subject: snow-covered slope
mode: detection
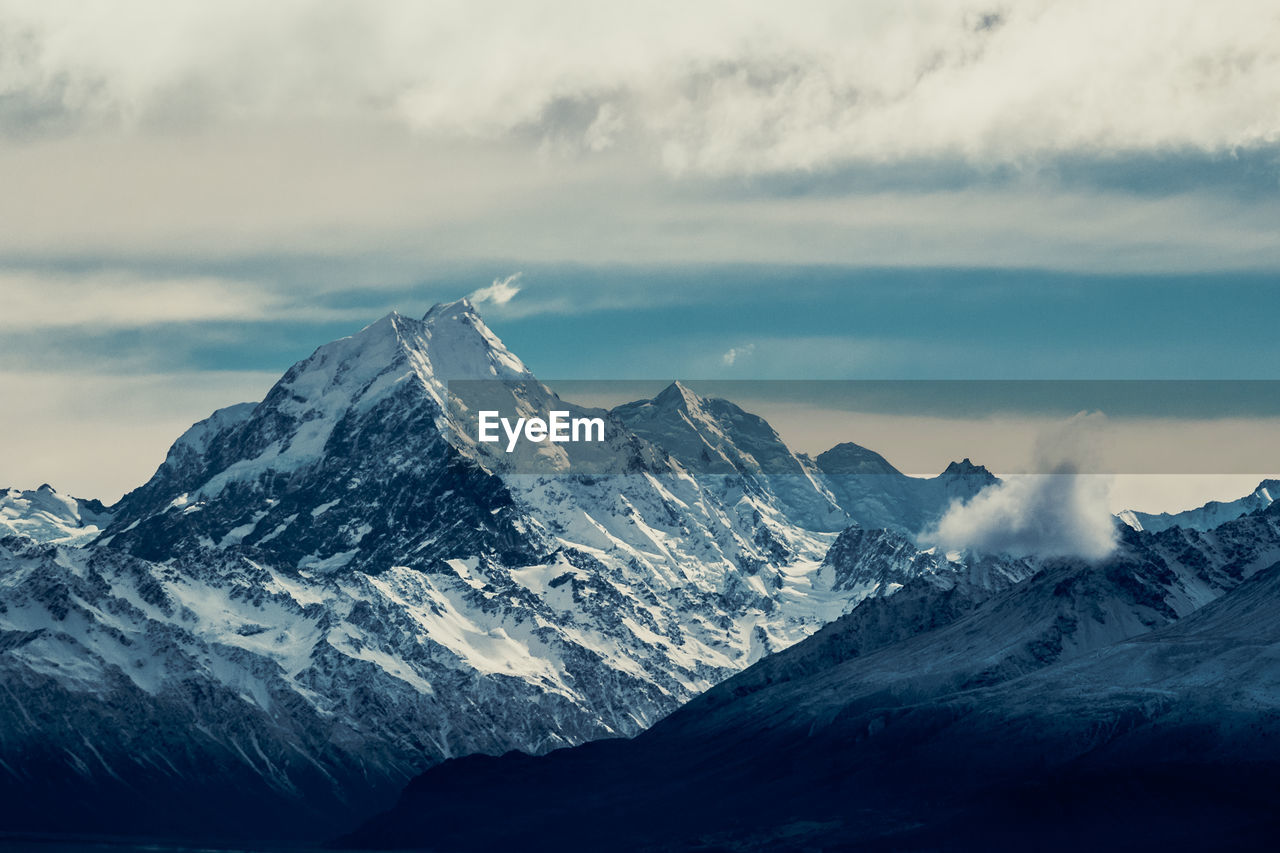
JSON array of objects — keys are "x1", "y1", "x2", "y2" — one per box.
[
  {"x1": 1119, "y1": 478, "x2": 1278, "y2": 533},
  {"x1": 0, "y1": 299, "x2": 969, "y2": 839},
  {"x1": 0, "y1": 484, "x2": 111, "y2": 545},
  {"x1": 612, "y1": 382, "x2": 848, "y2": 532},
  {"x1": 340, "y1": 504, "x2": 1280, "y2": 852},
  {"x1": 818, "y1": 524, "x2": 1036, "y2": 600},
  {"x1": 609, "y1": 385, "x2": 997, "y2": 542}
]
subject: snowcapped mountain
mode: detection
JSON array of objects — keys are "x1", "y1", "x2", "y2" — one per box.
[
  {"x1": 611, "y1": 380, "x2": 848, "y2": 531},
  {"x1": 0, "y1": 299, "x2": 979, "y2": 839},
  {"x1": 819, "y1": 524, "x2": 1036, "y2": 600},
  {"x1": 815, "y1": 442, "x2": 997, "y2": 535},
  {"x1": 610, "y1": 384, "x2": 999, "y2": 542},
  {"x1": 1119, "y1": 478, "x2": 1278, "y2": 533},
  {"x1": 1, "y1": 484, "x2": 112, "y2": 545},
  {"x1": 340, "y1": 504, "x2": 1280, "y2": 851}
]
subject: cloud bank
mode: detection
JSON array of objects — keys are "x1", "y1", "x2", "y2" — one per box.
[
  {"x1": 2, "y1": 1, "x2": 1277, "y2": 175},
  {"x1": 2, "y1": 2, "x2": 1277, "y2": 272}
]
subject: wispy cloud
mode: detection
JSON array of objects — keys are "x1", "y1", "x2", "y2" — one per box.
[
  {"x1": 0, "y1": 269, "x2": 378, "y2": 329},
  {"x1": 0, "y1": 270, "x2": 275, "y2": 328},
  {"x1": 469, "y1": 272, "x2": 522, "y2": 306},
  {"x1": 721, "y1": 343, "x2": 755, "y2": 366}
]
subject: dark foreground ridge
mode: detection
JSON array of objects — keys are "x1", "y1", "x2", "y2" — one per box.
[{"x1": 340, "y1": 507, "x2": 1280, "y2": 852}]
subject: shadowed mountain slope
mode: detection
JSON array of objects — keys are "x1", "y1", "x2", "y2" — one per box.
[{"x1": 341, "y1": 505, "x2": 1280, "y2": 852}]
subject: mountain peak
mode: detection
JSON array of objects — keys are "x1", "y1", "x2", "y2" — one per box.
[
  {"x1": 349, "y1": 309, "x2": 410, "y2": 346},
  {"x1": 422, "y1": 298, "x2": 477, "y2": 322},
  {"x1": 341, "y1": 298, "x2": 527, "y2": 384},
  {"x1": 106, "y1": 297, "x2": 534, "y2": 538},
  {"x1": 416, "y1": 299, "x2": 529, "y2": 382},
  {"x1": 941, "y1": 458, "x2": 991, "y2": 478},
  {"x1": 1, "y1": 482, "x2": 111, "y2": 545},
  {"x1": 653, "y1": 380, "x2": 700, "y2": 411},
  {"x1": 814, "y1": 442, "x2": 901, "y2": 477}
]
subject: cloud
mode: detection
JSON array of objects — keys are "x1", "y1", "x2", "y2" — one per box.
[
  {"x1": 2, "y1": 2, "x2": 1277, "y2": 175},
  {"x1": 469, "y1": 272, "x2": 522, "y2": 306},
  {"x1": 6, "y1": 137, "x2": 1277, "y2": 270},
  {"x1": 923, "y1": 469, "x2": 1118, "y2": 560},
  {"x1": 721, "y1": 343, "x2": 755, "y2": 366},
  {"x1": 920, "y1": 412, "x2": 1118, "y2": 560},
  {"x1": 2, "y1": 9, "x2": 1279, "y2": 274},
  {"x1": 0, "y1": 268, "x2": 382, "y2": 330},
  {"x1": 0, "y1": 269, "x2": 276, "y2": 328}
]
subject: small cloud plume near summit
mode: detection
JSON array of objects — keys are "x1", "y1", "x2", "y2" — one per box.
[
  {"x1": 469, "y1": 272, "x2": 522, "y2": 306},
  {"x1": 922, "y1": 412, "x2": 1118, "y2": 561}
]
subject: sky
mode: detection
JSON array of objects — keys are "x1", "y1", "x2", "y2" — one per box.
[{"x1": 1, "y1": 1, "x2": 1278, "y2": 507}]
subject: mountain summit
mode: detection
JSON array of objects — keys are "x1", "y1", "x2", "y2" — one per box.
[
  {"x1": 0, "y1": 484, "x2": 110, "y2": 545},
  {"x1": 102, "y1": 302, "x2": 537, "y2": 569},
  {"x1": 1120, "y1": 478, "x2": 1278, "y2": 533}
]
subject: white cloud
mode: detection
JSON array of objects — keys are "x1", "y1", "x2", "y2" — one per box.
[
  {"x1": 721, "y1": 343, "x2": 755, "y2": 366},
  {"x1": 920, "y1": 413, "x2": 1119, "y2": 560},
  {"x1": 583, "y1": 103, "x2": 624, "y2": 153},
  {"x1": 5, "y1": 132, "x2": 1276, "y2": 270},
  {"x1": 925, "y1": 470, "x2": 1118, "y2": 560},
  {"x1": 469, "y1": 272, "x2": 522, "y2": 306},
  {"x1": 1, "y1": 1, "x2": 1277, "y2": 174},
  {"x1": 1, "y1": 3, "x2": 1278, "y2": 273}
]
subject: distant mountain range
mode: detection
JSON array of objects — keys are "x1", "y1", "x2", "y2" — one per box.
[{"x1": 1119, "y1": 480, "x2": 1278, "y2": 533}]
